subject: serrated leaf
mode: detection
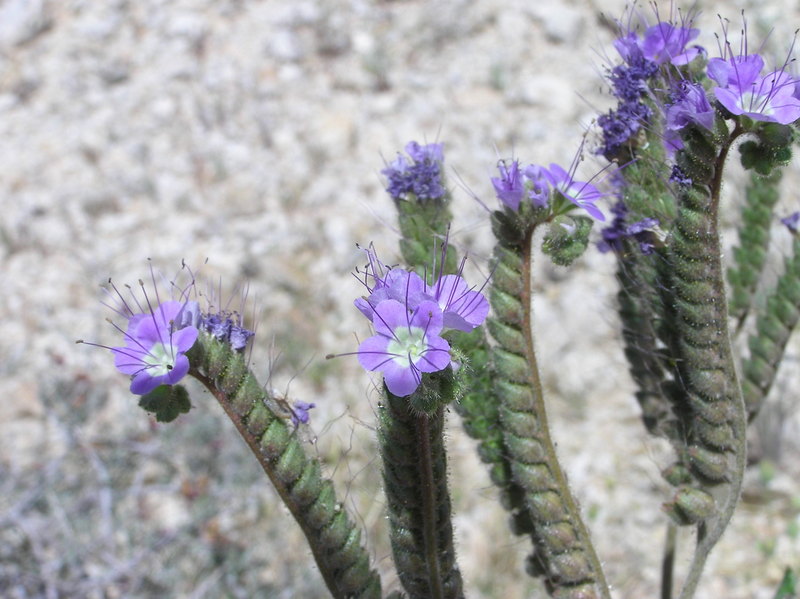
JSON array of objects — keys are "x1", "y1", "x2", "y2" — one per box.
[{"x1": 138, "y1": 384, "x2": 191, "y2": 423}]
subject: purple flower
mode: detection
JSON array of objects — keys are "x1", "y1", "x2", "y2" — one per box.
[
  {"x1": 781, "y1": 212, "x2": 800, "y2": 233},
  {"x1": 492, "y1": 161, "x2": 553, "y2": 211},
  {"x1": 291, "y1": 400, "x2": 316, "y2": 426},
  {"x1": 424, "y1": 274, "x2": 490, "y2": 332},
  {"x1": 112, "y1": 300, "x2": 199, "y2": 395},
  {"x1": 355, "y1": 265, "x2": 427, "y2": 322},
  {"x1": 355, "y1": 257, "x2": 488, "y2": 333},
  {"x1": 522, "y1": 164, "x2": 550, "y2": 207},
  {"x1": 615, "y1": 22, "x2": 703, "y2": 67},
  {"x1": 640, "y1": 22, "x2": 702, "y2": 65},
  {"x1": 669, "y1": 164, "x2": 692, "y2": 187},
  {"x1": 405, "y1": 140, "x2": 444, "y2": 164},
  {"x1": 666, "y1": 81, "x2": 715, "y2": 131},
  {"x1": 382, "y1": 141, "x2": 446, "y2": 201},
  {"x1": 708, "y1": 55, "x2": 800, "y2": 124},
  {"x1": 201, "y1": 312, "x2": 254, "y2": 351},
  {"x1": 598, "y1": 201, "x2": 659, "y2": 254},
  {"x1": 597, "y1": 101, "x2": 652, "y2": 160},
  {"x1": 544, "y1": 163, "x2": 606, "y2": 221},
  {"x1": 491, "y1": 160, "x2": 525, "y2": 211},
  {"x1": 358, "y1": 299, "x2": 451, "y2": 396}
]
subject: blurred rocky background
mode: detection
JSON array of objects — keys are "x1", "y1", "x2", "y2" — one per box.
[{"x1": 1, "y1": 0, "x2": 799, "y2": 597}]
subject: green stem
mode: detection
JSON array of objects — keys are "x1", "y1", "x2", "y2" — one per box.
[
  {"x1": 661, "y1": 523, "x2": 677, "y2": 599},
  {"x1": 673, "y1": 128, "x2": 747, "y2": 599},
  {"x1": 380, "y1": 391, "x2": 463, "y2": 599},
  {"x1": 490, "y1": 226, "x2": 610, "y2": 599},
  {"x1": 519, "y1": 230, "x2": 611, "y2": 599},
  {"x1": 418, "y1": 412, "x2": 444, "y2": 599},
  {"x1": 186, "y1": 340, "x2": 381, "y2": 599}
]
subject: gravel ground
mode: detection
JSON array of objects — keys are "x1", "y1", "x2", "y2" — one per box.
[{"x1": 1, "y1": 1, "x2": 799, "y2": 598}]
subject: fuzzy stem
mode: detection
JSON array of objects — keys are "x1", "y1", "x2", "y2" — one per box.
[
  {"x1": 380, "y1": 390, "x2": 464, "y2": 599},
  {"x1": 490, "y1": 226, "x2": 610, "y2": 599},
  {"x1": 673, "y1": 128, "x2": 747, "y2": 599},
  {"x1": 661, "y1": 523, "x2": 677, "y2": 599},
  {"x1": 418, "y1": 412, "x2": 445, "y2": 599},
  {"x1": 186, "y1": 336, "x2": 381, "y2": 599}
]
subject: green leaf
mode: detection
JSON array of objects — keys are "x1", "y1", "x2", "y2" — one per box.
[
  {"x1": 774, "y1": 567, "x2": 797, "y2": 599},
  {"x1": 541, "y1": 215, "x2": 593, "y2": 266},
  {"x1": 138, "y1": 384, "x2": 191, "y2": 423}
]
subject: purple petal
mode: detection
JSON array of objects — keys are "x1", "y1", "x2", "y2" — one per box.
[
  {"x1": 172, "y1": 326, "x2": 199, "y2": 353},
  {"x1": 414, "y1": 334, "x2": 451, "y2": 372},
  {"x1": 357, "y1": 335, "x2": 393, "y2": 371},
  {"x1": 382, "y1": 362, "x2": 422, "y2": 396},
  {"x1": 428, "y1": 275, "x2": 489, "y2": 331},
  {"x1": 408, "y1": 300, "x2": 444, "y2": 336},
  {"x1": 370, "y1": 299, "x2": 410, "y2": 337},
  {"x1": 130, "y1": 371, "x2": 161, "y2": 395},
  {"x1": 164, "y1": 354, "x2": 191, "y2": 385},
  {"x1": 112, "y1": 345, "x2": 151, "y2": 375}
]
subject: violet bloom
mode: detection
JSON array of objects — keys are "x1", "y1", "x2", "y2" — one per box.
[
  {"x1": 669, "y1": 164, "x2": 692, "y2": 187},
  {"x1": 112, "y1": 300, "x2": 199, "y2": 395},
  {"x1": 666, "y1": 81, "x2": 715, "y2": 132},
  {"x1": 598, "y1": 201, "x2": 659, "y2": 254},
  {"x1": 708, "y1": 54, "x2": 800, "y2": 124},
  {"x1": 202, "y1": 312, "x2": 254, "y2": 351},
  {"x1": 597, "y1": 101, "x2": 652, "y2": 160},
  {"x1": 424, "y1": 274, "x2": 490, "y2": 332},
  {"x1": 522, "y1": 164, "x2": 550, "y2": 208},
  {"x1": 544, "y1": 163, "x2": 606, "y2": 221},
  {"x1": 781, "y1": 212, "x2": 800, "y2": 233},
  {"x1": 491, "y1": 160, "x2": 525, "y2": 211},
  {"x1": 615, "y1": 22, "x2": 702, "y2": 67},
  {"x1": 640, "y1": 22, "x2": 702, "y2": 65},
  {"x1": 358, "y1": 299, "x2": 451, "y2": 396},
  {"x1": 405, "y1": 140, "x2": 444, "y2": 164},
  {"x1": 355, "y1": 265, "x2": 427, "y2": 322},
  {"x1": 291, "y1": 400, "x2": 316, "y2": 427},
  {"x1": 382, "y1": 141, "x2": 446, "y2": 201}
]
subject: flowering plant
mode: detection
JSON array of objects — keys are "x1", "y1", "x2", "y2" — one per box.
[{"x1": 82, "y1": 6, "x2": 800, "y2": 599}]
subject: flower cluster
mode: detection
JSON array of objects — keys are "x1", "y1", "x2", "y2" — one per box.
[
  {"x1": 111, "y1": 299, "x2": 199, "y2": 395},
  {"x1": 781, "y1": 212, "x2": 800, "y2": 234},
  {"x1": 201, "y1": 311, "x2": 255, "y2": 351},
  {"x1": 598, "y1": 19, "x2": 704, "y2": 160},
  {"x1": 491, "y1": 159, "x2": 606, "y2": 221},
  {"x1": 597, "y1": 200, "x2": 660, "y2": 255},
  {"x1": 707, "y1": 53, "x2": 800, "y2": 125},
  {"x1": 382, "y1": 141, "x2": 446, "y2": 202},
  {"x1": 93, "y1": 270, "x2": 256, "y2": 397},
  {"x1": 354, "y1": 247, "x2": 488, "y2": 396}
]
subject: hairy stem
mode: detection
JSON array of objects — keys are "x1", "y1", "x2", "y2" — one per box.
[
  {"x1": 187, "y1": 336, "x2": 381, "y2": 599},
  {"x1": 671, "y1": 129, "x2": 747, "y2": 599},
  {"x1": 661, "y1": 523, "x2": 677, "y2": 599},
  {"x1": 380, "y1": 390, "x2": 464, "y2": 599},
  {"x1": 418, "y1": 413, "x2": 445, "y2": 599},
  {"x1": 490, "y1": 226, "x2": 610, "y2": 599}
]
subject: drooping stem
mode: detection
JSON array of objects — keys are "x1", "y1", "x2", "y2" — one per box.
[
  {"x1": 187, "y1": 336, "x2": 381, "y2": 599},
  {"x1": 489, "y1": 226, "x2": 610, "y2": 599},
  {"x1": 670, "y1": 128, "x2": 747, "y2": 599}
]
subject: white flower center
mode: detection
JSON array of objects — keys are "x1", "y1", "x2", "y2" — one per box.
[
  {"x1": 144, "y1": 342, "x2": 175, "y2": 376},
  {"x1": 740, "y1": 91, "x2": 773, "y2": 115},
  {"x1": 386, "y1": 326, "x2": 427, "y2": 366}
]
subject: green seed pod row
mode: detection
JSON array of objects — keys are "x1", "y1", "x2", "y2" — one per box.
[{"x1": 188, "y1": 333, "x2": 381, "y2": 599}]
